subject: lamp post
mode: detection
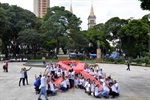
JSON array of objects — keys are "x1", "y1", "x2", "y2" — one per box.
[{"x1": 148, "y1": 14, "x2": 150, "y2": 54}]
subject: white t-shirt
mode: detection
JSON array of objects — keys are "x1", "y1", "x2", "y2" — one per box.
[
  {"x1": 84, "y1": 81, "x2": 88, "y2": 88},
  {"x1": 98, "y1": 70, "x2": 103, "y2": 76},
  {"x1": 79, "y1": 79, "x2": 84, "y2": 86},
  {"x1": 70, "y1": 71, "x2": 75, "y2": 80},
  {"x1": 46, "y1": 66, "x2": 51, "y2": 73},
  {"x1": 66, "y1": 79, "x2": 70, "y2": 85},
  {"x1": 89, "y1": 71, "x2": 94, "y2": 76},
  {"x1": 91, "y1": 83, "x2": 95, "y2": 92},
  {"x1": 20, "y1": 71, "x2": 25, "y2": 78},
  {"x1": 115, "y1": 83, "x2": 120, "y2": 93},
  {"x1": 61, "y1": 80, "x2": 67, "y2": 88},
  {"x1": 57, "y1": 71, "x2": 61, "y2": 77},
  {"x1": 40, "y1": 76, "x2": 47, "y2": 87},
  {"x1": 111, "y1": 84, "x2": 118, "y2": 93},
  {"x1": 95, "y1": 86, "x2": 99, "y2": 96},
  {"x1": 75, "y1": 78, "x2": 79, "y2": 86},
  {"x1": 103, "y1": 83, "x2": 110, "y2": 92},
  {"x1": 49, "y1": 81, "x2": 54, "y2": 91},
  {"x1": 86, "y1": 83, "x2": 91, "y2": 92}
]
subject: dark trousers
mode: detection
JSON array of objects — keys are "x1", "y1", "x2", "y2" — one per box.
[
  {"x1": 126, "y1": 66, "x2": 130, "y2": 71},
  {"x1": 60, "y1": 86, "x2": 67, "y2": 92},
  {"x1": 19, "y1": 78, "x2": 25, "y2": 86},
  {"x1": 35, "y1": 86, "x2": 40, "y2": 94},
  {"x1": 69, "y1": 79, "x2": 74, "y2": 88},
  {"x1": 25, "y1": 76, "x2": 29, "y2": 84},
  {"x1": 5, "y1": 67, "x2": 8, "y2": 72},
  {"x1": 78, "y1": 85, "x2": 84, "y2": 89},
  {"x1": 109, "y1": 91, "x2": 119, "y2": 98}
]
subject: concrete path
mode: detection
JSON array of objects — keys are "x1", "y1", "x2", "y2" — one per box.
[{"x1": 0, "y1": 62, "x2": 150, "y2": 100}]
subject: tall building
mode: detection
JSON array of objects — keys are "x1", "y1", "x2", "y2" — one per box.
[
  {"x1": 34, "y1": 0, "x2": 50, "y2": 18},
  {"x1": 88, "y1": 4, "x2": 96, "y2": 29}
]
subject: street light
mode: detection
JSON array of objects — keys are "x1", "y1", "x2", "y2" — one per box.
[{"x1": 148, "y1": 14, "x2": 150, "y2": 53}]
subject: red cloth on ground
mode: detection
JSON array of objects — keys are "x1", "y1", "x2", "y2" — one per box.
[
  {"x1": 57, "y1": 61, "x2": 72, "y2": 71},
  {"x1": 73, "y1": 62, "x2": 85, "y2": 73},
  {"x1": 54, "y1": 60, "x2": 102, "y2": 91},
  {"x1": 53, "y1": 77, "x2": 62, "y2": 84}
]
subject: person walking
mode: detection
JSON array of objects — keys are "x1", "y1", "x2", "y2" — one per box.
[
  {"x1": 38, "y1": 74, "x2": 49, "y2": 100},
  {"x1": 126, "y1": 62, "x2": 130, "y2": 71},
  {"x1": 24, "y1": 67, "x2": 32, "y2": 85}
]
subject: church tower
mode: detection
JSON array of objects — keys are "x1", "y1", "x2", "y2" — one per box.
[
  {"x1": 88, "y1": 2, "x2": 96, "y2": 29},
  {"x1": 70, "y1": 0, "x2": 73, "y2": 13}
]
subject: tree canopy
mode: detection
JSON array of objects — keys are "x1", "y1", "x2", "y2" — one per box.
[
  {"x1": 117, "y1": 19, "x2": 149, "y2": 58},
  {"x1": 139, "y1": 0, "x2": 150, "y2": 10},
  {"x1": 41, "y1": 6, "x2": 82, "y2": 54}
]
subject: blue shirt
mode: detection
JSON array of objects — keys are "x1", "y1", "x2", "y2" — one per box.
[{"x1": 34, "y1": 77, "x2": 41, "y2": 86}]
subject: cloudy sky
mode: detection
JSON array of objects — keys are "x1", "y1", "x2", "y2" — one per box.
[{"x1": 0, "y1": 0, "x2": 149, "y2": 30}]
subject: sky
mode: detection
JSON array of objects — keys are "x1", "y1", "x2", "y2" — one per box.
[{"x1": 0, "y1": 0, "x2": 149, "y2": 30}]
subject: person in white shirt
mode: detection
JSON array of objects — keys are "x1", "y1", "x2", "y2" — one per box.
[
  {"x1": 114, "y1": 80, "x2": 120, "y2": 94},
  {"x1": 65, "y1": 76, "x2": 70, "y2": 90},
  {"x1": 85, "y1": 79, "x2": 91, "y2": 95},
  {"x1": 89, "y1": 68, "x2": 95, "y2": 76},
  {"x1": 49, "y1": 80, "x2": 58, "y2": 96},
  {"x1": 101, "y1": 80, "x2": 110, "y2": 99},
  {"x1": 68, "y1": 69, "x2": 75, "y2": 89},
  {"x1": 109, "y1": 80, "x2": 120, "y2": 98},
  {"x1": 38, "y1": 75, "x2": 49, "y2": 100},
  {"x1": 19, "y1": 68, "x2": 25, "y2": 86},
  {"x1": 57, "y1": 68, "x2": 62, "y2": 78},
  {"x1": 78, "y1": 77, "x2": 85, "y2": 89},
  {"x1": 45, "y1": 65, "x2": 51, "y2": 75},
  {"x1": 98, "y1": 69, "x2": 103, "y2": 77},
  {"x1": 75, "y1": 76, "x2": 79, "y2": 88},
  {"x1": 94, "y1": 84, "x2": 102, "y2": 98},
  {"x1": 60, "y1": 78, "x2": 67, "y2": 92},
  {"x1": 90, "y1": 80, "x2": 95, "y2": 96}
]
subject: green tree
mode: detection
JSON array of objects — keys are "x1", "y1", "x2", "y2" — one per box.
[
  {"x1": 41, "y1": 6, "x2": 82, "y2": 54},
  {"x1": 0, "y1": 7, "x2": 8, "y2": 54},
  {"x1": 83, "y1": 25, "x2": 110, "y2": 55},
  {"x1": 117, "y1": 19, "x2": 149, "y2": 58},
  {"x1": 139, "y1": 0, "x2": 150, "y2": 10},
  {"x1": 17, "y1": 29, "x2": 44, "y2": 56},
  {"x1": 0, "y1": 3, "x2": 36, "y2": 58},
  {"x1": 105, "y1": 17, "x2": 128, "y2": 40}
]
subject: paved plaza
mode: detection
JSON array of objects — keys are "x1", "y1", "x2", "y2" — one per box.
[{"x1": 0, "y1": 62, "x2": 150, "y2": 100}]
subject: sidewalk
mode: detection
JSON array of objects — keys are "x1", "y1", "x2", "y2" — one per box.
[{"x1": 0, "y1": 62, "x2": 150, "y2": 100}]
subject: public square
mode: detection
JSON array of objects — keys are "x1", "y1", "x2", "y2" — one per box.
[{"x1": 0, "y1": 62, "x2": 150, "y2": 100}]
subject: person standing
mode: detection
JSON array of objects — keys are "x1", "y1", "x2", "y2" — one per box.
[
  {"x1": 38, "y1": 74, "x2": 49, "y2": 100},
  {"x1": 2, "y1": 61, "x2": 6, "y2": 72},
  {"x1": 68, "y1": 69, "x2": 75, "y2": 89},
  {"x1": 24, "y1": 67, "x2": 32, "y2": 85},
  {"x1": 126, "y1": 62, "x2": 130, "y2": 71},
  {"x1": 5, "y1": 61, "x2": 8, "y2": 72},
  {"x1": 19, "y1": 68, "x2": 25, "y2": 86}
]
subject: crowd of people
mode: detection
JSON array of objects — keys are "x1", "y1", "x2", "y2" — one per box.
[{"x1": 34, "y1": 61, "x2": 120, "y2": 100}]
